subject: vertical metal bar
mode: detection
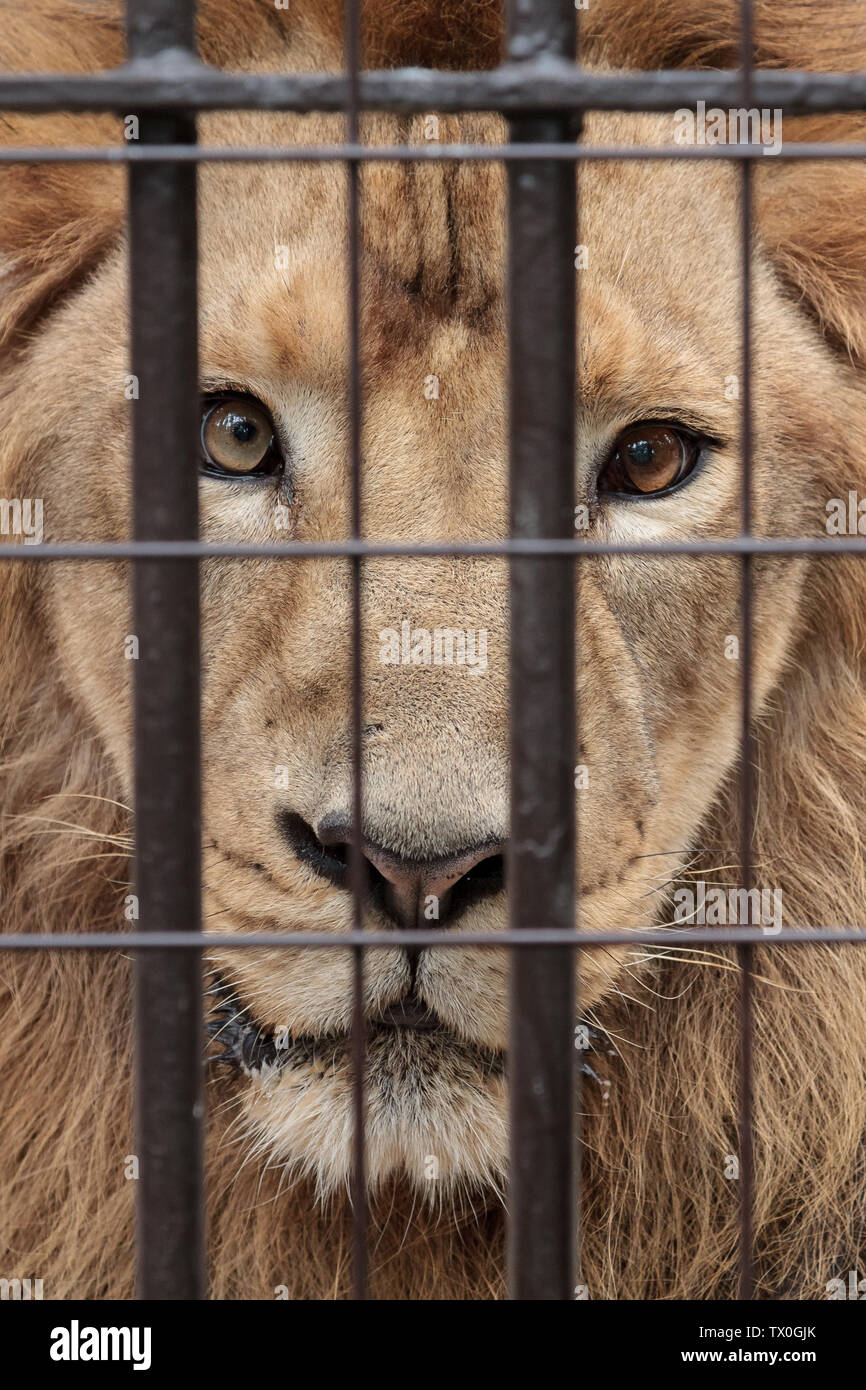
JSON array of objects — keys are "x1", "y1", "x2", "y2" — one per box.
[
  {"x1": 507, "y1": 0, "x2": 577, "y2": 1300},
  {"x1": 571, "y1": 0, "x2": 586, "y2": 1298},
  {"x1": 127, "y1": 0, "x2": 205, "y2": 1300},
  {"x1": 345, "y1": 0, "x2": 368, "y2": 1301},
  {"x1": 738, "y1": 0, "x2": 756, "y2": 1303}
]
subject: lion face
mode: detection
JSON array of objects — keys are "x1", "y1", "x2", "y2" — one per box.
[{"x1": 12, "y1": 94, "x2": 843, "y2": 1198}]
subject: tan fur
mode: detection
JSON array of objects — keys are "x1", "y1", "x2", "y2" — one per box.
[{"x1": 2, "y1": 0, "x2": 866, "y2": 1298}]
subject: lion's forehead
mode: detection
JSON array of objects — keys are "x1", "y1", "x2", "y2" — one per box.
[{"x1": 194, "y1": 107, "x2": 747, "y2": 442}]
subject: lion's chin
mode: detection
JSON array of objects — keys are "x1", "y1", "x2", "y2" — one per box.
[{"x1": 240, "y1": 1026, "x2": 509, "y2": 1202}]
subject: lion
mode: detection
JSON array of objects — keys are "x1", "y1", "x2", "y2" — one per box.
[{"x1": 2, "y1": 0, "x2": 866, "y2": 1300}]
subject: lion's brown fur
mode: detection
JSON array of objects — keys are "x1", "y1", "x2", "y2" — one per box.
[{"x1": 3, "y1": 0, "x2": 866, "y2": 1299}]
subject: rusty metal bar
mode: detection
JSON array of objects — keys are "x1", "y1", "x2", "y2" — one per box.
[
  {"x1": 507, "y1": 0, "x2": 577, "y2": 1301},
  {"x1": 127, "y1": 0, "x2": 205, "y2": 1301},
  {"x1": 3, "y1": 927, "x2": 866, "y2": 951},
  {"x1": 2, "y1": 64, "x2": 866, "y2": 114},
  {"x1": 3, "y1": 142, "x2": 866, "y2": 164},
  {"x1": 10, "y1": 536, "x2": 866, "y2": 560},
  {"x1": 9, "y1": 536, "x2": 866, "y2": 560},
  {"x1": 737, "y1": 0, "x2": 756, "y2": 1304},
  {"x1": 345, "y1": 0, "x2": 369, "y2": 1304}
]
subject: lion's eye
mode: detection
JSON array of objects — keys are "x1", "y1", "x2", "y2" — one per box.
[
  {"x1": 200, "y1": 395, "x2": 282, "y2": 478},
  {"x1": 598, "y1": 422, "x2": 700, "y2": 498}
]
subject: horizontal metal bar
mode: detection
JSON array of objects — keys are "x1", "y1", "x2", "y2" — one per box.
[
  {"x1": 2, "y1": 537, "x2": 866, "y2": 560},
  {"x1": 1, "y1": 61, "x2": 865, "y2": 115},
  {"x1": 2, "y1": 142, "x2": 866, "y2": 164},
  {"x1": 1, "y1": 928, "x2": 864, "y2": 949}
]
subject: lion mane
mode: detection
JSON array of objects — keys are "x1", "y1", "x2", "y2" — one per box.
[{"x1": 2, "y1": 0, "x2": 866, "y2": 1299}]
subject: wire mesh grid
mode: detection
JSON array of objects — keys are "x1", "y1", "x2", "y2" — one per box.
[{"x1": 1, "y1": 0, "x2": 865, "y2": 1301}]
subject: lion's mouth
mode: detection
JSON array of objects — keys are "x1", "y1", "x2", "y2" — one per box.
[
  {"x1": 207, "y1": 973, "x2": 613, "y2": 1090},
  {"x1": 206, "y1": 974, "x2": 500, "y2": 1076},
  {"x1": 376, "y1": 994, "x2": 441, "y2": 1031}
]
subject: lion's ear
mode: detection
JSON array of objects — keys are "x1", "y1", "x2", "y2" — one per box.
[
  {"x1": 580, "y1": 0, "x2": 866, "y2": 365},
  {"x1": 0, "y1": 1, "x2": 125, "y2": 354},
  {"x1": 755, "y1": 116, "x2": 866, "y2": 366},
  {"x1": 0, "y1": 115, "x2": 125, "y2": 355}
]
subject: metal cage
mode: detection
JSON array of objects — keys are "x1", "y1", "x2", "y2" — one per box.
[{"x1": 2, "y1": 0, "x2": 866, "y2": 1301}]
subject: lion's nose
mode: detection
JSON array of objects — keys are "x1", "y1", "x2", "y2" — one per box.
[
  {"x1": 359, "y1": 837, "x2": 507, "y2": 929},
  {"x1": 278, "y1": 810, "x2": 506, "y2": 928}
]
